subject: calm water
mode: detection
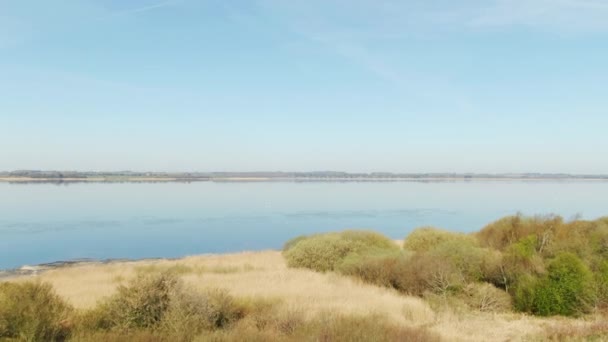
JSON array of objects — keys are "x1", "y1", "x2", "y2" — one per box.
[{"x1": 1, "y1": 181, "x2": 607, "y2": 270}]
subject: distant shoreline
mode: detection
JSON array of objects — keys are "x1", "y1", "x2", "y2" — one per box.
[
  {"x1": 1, "y1": 176, "x2": 608, "y2": 183},
  {"x1": 2, "y1": 171, "x2": 608, "y2": 183},
  {"x1": 0, "y1": 177, "x2": 197, "y2": 182}
]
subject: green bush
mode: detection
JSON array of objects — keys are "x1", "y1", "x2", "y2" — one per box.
[
  {"x1": 234, "y1": 297, "x2": 282, "y2": 332},
  {"x1": 284, "y1": 230, "x2": 397, "y2": 272},
  {"x1": 403, "y1": 227, "x2": 475, "y2": 252},
  {"x1": 339, "y1": 230, "x2": 398, "y2": 251},
  {"x1": 499, "y1": 235, "x2": 546, "y2": 293},
  {"x1": 427, "y1": 240, "x2": 489, "y2": 283},
  {"x1": 86, "y1": 271, "x2": 179, "y2": 331},
  {"x1": 512, "y1": 274, "x2": 539, "y2": 313},
  {"x1": 159, "y1": 288, "x2": 244, "y2": 341},
  {"x1": 197, "y1": 289, "x2": 244, "y2": 330},
  {"x1": 338, "y1": 249, "x2": 409, "y2": 288},
  {"x1": 590, "y1": 220, "x2": 608, "y2": 258},
  {"x1": 83, "y1": 272, "x2": 245, "y2": 336},
  {"x1": 595, "y1": 260, "x2": 608, "y2": 308},
  {"x1": 530, "y1": 253, "x2": 596, "y2": 316},
  {"x1": 284, "y1": 234, "x2": 354, "y2": 272},
  {"x1": 282, "y1": 235, "x2": 309, "y2": 252},
  {"x1": 0, "y1": 281, "x2": 73, "y2": 341},
  {"x1": 281, "y1": 215, "x2": 608, "y2": 317}
]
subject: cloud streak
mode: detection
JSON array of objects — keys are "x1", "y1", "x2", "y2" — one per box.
[
  {"x1": 0, "y1": 0, "x2": 183, "y2": 49},
  {"x1": 259, "y1": 0, "x2": 608, "y2": 35},
  {"x1": 469, "y1": 0, "x2": 608, "y2": 31},
  {"x1": 106, "y1": 0, "x2": 182, "y2": 18},
  {"x1": 255, "y1": 0, "x2": 476, "y2": 112}
]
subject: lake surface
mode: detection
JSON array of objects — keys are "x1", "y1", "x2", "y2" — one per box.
[{"x1": 1, "y1": 181, "x2": 607, "y2": 270}]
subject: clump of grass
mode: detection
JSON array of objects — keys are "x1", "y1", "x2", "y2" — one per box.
[
  {"x1": 207, "y1": 311, "x2": 440, "y2": 342},
  {"x1": 190, "y1": 264, "x2": 260, "y2": 275},
  {"x1": 300, "y1": 312, "x2": 440, "y2": 342},
  {"x1": 208, "y1": 265, "x2": 241, "y2": 274},
  {"x1": 68, "y1": 330, "x2": 166, "y2": 342},
  {"x1": 271, "y1": 308, "x2": 306, "y2": 336},
  {"x1": 135, "y1": 264, "x2": 194, "y2": 275},
  {"x1": 0, "y1": 281, "x2": 73, "y2": 341},
  {"x1": 112, "y1": 274, "x2": 126, "y2": 283},
  {"x1": 544, "y1": 319, "x2": 608, "y2": 341},
  {"x1": 242, "y1": 263, "x2": 257, "y2": 272}
]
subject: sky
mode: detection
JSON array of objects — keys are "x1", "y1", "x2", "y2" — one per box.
[{"x1": 1, "y1": 0, "x2": 607, "y2": 173}]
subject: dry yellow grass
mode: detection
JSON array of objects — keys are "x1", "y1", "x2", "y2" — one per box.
[{"x1": 7, "y1": 250, "x2": 607, "y2": 341}]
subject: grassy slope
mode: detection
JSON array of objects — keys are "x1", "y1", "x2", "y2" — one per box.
[{"x1": 10, "y1": 250, "x2": 606, "y2": 341}]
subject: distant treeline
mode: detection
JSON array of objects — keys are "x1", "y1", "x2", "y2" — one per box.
[
  {"x1": 0, "y1": 170, "x2": 210, "y2": 179},
  {"x1": 2, "y1": 170, "x2": 607, "y2": 180}
]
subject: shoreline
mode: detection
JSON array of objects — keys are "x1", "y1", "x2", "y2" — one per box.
[
  {"x1": 0, "y1": 177, "x2": 208, "y2": 182},
  {"x1": 2, "y1": 176, "x2": 608, "y2": 183},
  {"x1": 0, "y1": 255, "x2": 207, "y2": 279}
]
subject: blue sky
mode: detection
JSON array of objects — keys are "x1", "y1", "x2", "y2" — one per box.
[{"x1": 1, "y1": 0, "x2": 607, "y2": 173}]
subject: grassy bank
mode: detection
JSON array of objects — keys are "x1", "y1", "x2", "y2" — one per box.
[
  {"x1": 2, "y1": 215, "x2": 608, "y2": 341},
  {"x1": 1, "y1": 251, "x2": 605, "y2": 341}
]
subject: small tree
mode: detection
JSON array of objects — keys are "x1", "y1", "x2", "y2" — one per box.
[{"x1": 531, "y1": 253, "x2": 595, "y2": 316}]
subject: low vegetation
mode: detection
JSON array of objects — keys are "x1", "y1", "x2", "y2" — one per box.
[
  {"x1": 0, "y1": 282, "x2": 72, "y2": 341},
  {"x1": 283, "y1": 230, "x2": 398, "y2": 272},
  {"x1": 284, "y1": 214, "x2": 608, "y2": 318},
  {"x1": 1, "y1": 272, "x2": 439, "y2": 341},
  {"x1": 1, "y1": 214, "x2": 607, "y2": 341}
]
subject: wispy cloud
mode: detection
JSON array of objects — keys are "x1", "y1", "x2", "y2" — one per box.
[
  {"x1": 252, "y1": 0, "x2": 608, "y2": 116},
  {"x1": 259, "y1": 0, "x2": 608, "y2": 35},
  {"x1": 0, "y1": 0, "x2": 182, "y2": 49},
  {"x1": 469, "y1": 0, "x2": 608, "y2": 31},
  {"x1": 107, "y1": 0, "x2": 182, "y2": 18},
  {"x1": 0, "y1": 1, "x2": 105, "y2": 48},
  {"x1": 255, "y1": 0, "x2": 475, "y2": 112}
]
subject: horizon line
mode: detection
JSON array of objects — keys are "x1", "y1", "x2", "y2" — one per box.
[{"x1": 2, "y1": 170, "x2": 608, "y2": 177}]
